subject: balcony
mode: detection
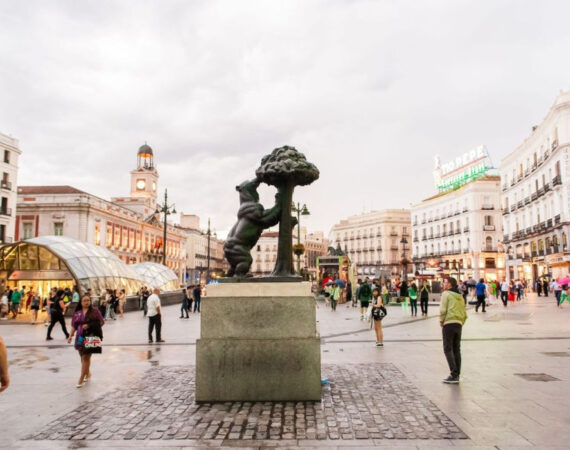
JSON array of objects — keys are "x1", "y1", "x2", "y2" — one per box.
[
  {"x1": 421, "y1": 219, "x2": 426, "y2": 224},
  {"x1": 434, "y1": 233, "x2": 440, "y2": 238},
  {"x1": 532, "y1": 162, "x2": 537, "y2": 171},
  {"x1": 428, "y1": 234, "x2": 434, "y2": 239},
  {"x1": 526, "y1": 227, "x2": 532, "y2": 235},
  {"x1": 0, "y1": 181, "x2": 11, "y2": 191},
  {"x1": 510, "y1": 204, "x2": 516, "y2": 212},
  {"x1": 462, "y1": 207, "x2": 468, "y2": 213},
  {"x1": 510, "y1": 179, "x2": 516, "y2": 186},
  {"x1": 502, "y1": 184, "x2": 507, "y2": 191},
  {"x1": 502, "y1": 208, "x2": 509, "y2": 215},
  {"x1": 390, "y1": 245, "x2": 398, "y2": 250},
  {"x1": 537, "y1": 187, "x2": 544, "y2": 197},
  {"x1": 552, "y1": 139, "x2": 558, "y2": 150},
  {"x1": 547, "y1": 218, "x2": 553, "y2": 229},
  {"x1": 544, "y1": 183, "x2": 551, "y2": 193},
  {"x1": 552, "y1": 175, "x2": 562, "y2": 187},
  {"x1": 389, "y1": 232, "x2": 398, "y2": 236},
  {"x1": 555, "y1": 214, "x2": 561, "y2": 225},
  {"x1": 483, "y1": 225, "x2": 495, "y2": 231},
  {"x1": 421, "y1": 236, "x2": 426, "y2": 241},
  {"x1": 0, "y1": 208, "x2": 12, "y2": 216},
  {"x1": 413, "y1": 237, "x2": 419, "y2": 242},
  {"x1": 517, "y1": 201, "x2": 523, "y2": 208},
  {"x1": 524, "y1": 197, "x2": 530, "y2": 205},
  {"x1": 454, "y1": 210, "x2": 460, "y2": 216},
  {"x1": 482, "y1": 205, "x2": 494, "y2": 210},
  {"x1": 463, "y1": 227, "x2": 470, "y2": 233},
  {"x1": 531, "y1": 192, "x2": 538, "y2": 201},
  {"x1": 447, "y1": 211, "x2": 453, "y2": 217}
]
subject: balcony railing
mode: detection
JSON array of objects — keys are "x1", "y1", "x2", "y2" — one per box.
[
  {"x1": 483, "y1": 225, "x2": 495, "y2": 231},
  {"x1": 517, "y1": 201, "x2": 523, "y2": 208},
  {"x1": 553, "y1": 175, "x2": 562, "y2": 187},
  {"x1": 537, "y1": 188, "x2": 544, "y2": 197},
  {"x1": 502, "y1": 208, "x2": 509, "y2": 215},
  {"x1": 510, "y1": 204, "x2": 516, "y2": 212},
  {"x1": 463, "y1": 227, "x2": 470, "y2": 233},
  {"x1": 502, "y1": 184, "x2": 507, "y2": 191},
  {"x1": 524, "y1": 197, "x2": 530, "y2": 205},
  {"x1": 555, "y1": 214, "x2": 561, "y2": 225},
  {"x1": 389, "y1": 232, "x2": 398, "y2": 236},
  {"x1": 531, "y1": 192, "x2": 538, "y2": 201},
  {"x1": 390, "y1": 245, "x2": 398, "y2": 250},
  {"x1": 544, "y1": 183, "x2": 551, "y2": 192},
  {"x1": 547, "y1": 218, "x2": 553, "y2": 228},
  {"x1": 0, "y1": 208, "x2": 12, "y2": 216},
  {"x1": 0, "y1": 181, "x2": 11, "y2": 191},
  {"x1": 482, "y1": 205, "x2": 494, "y2": 210}
]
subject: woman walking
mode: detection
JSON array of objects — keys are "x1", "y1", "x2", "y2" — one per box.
[
  {"x1": 372, "y1": 288, "x2": 386, "y2": 347},
  {"x1": 409, "y1": 282, "x2": 418, "y2": 317},
  {"x1": 105, "y1": 289, "x2": 116, "y2": 320},
  {"x1": 68, "y1": 295, "x2": 104, "y2": 388},
  {"x1": 118, "y1": 289, "x2": 126, "y2": 318},
  {"x1": 46, "y1": 290, "x2": 69, "y2": 341},
  {"x1": 420, "y1": 280, "x2": 430, "y2": 316},
  {"x1": 180, "y1": 288, "x2": 190, "y2": 318},
  {"x1": 399, "y1": 281, "x2": 409, "y2": 314},
  {"x1": 30, "y1": 290, "x2": 41, "y2": 324}
]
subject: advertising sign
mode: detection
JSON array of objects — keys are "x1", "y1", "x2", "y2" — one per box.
[{"x1": 433, "y1": 145, "x2": 494, "y2": 192}]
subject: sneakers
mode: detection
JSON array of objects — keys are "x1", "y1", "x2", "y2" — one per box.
[
  {"x1": 148, "y1": 339, "x2": 153, "y2": 344},
  {"x1": 156, "y1": 339, "x2": 165, "y2": 343},
  {"x1": 375, "y1": 342, "x2": 384, "y2": 347},
  {"x1": 442, "y1": 376, "x2": 459, "y2": 384},
  {"x1": 46, "y1": 337, "x2": 54, "y2": 341}
]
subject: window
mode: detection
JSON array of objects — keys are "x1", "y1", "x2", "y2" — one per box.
[
  {"x1": 106, "y1": 223, "x2": 112, "y2": 247},
  {"x1": 94, "y1": 224, "x2": 101, "y2": 246},
  {"x1": 54, "y1": 222, "x2": 64, "y2": 236},
  {"x1": 23, "y1": 222, "x2": 33, "y2": 239},
  {"x1": 485, "y1": 236, "x2": 493, "y2": 251},
  {"x1": 3, "y1": 150, "x2": 9, "y2": 164},
  {"x1": 484, "y1": 215, "x2": 493, "y2": 226}
]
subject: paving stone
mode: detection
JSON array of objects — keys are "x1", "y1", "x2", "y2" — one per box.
[{"x1": 25, "y1": 363, "x2": 466, "y2": 442}]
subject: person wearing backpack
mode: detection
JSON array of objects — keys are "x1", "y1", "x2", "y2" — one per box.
[
  {"x1": 330, "y1": 282, "x2": 341, "y2": 311},
  {"x1": 409, "y1": 282, "x2": 418, "y2": 317},
  {"x1": 420, "y1": 280, "x2": 430, "y2": 316},
  {"x1": 357, "y1": 278, "x2": 372, "y2": 320},
  {"x1": 371, "y1": 288, "x2": 386, "y2": 347},
  {"x1": 399, "y1": 280, "x2": 409, "y2": 313}
]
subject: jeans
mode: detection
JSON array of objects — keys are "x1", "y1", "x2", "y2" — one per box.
[
  {"x1": 193, "y1": 298, "x2": 201, "y2": 312},
  {"x1": 330, "y1": 299, "x2": 337, "y2": 311},
  {"x1": 10, "y1": 303, "x2": 19, "y2": 318},
  {"x1": 555, "y1": 290, "x2": 562, "y2": 306},
  {"x1": 148, "y1": 314, "x2": 162, "y2": 341},
  {"x1": 47, "y1": 311, "x2": 69, "y2": 338},
  {"x1": 500, "y1": 291, "x2": 508, "y2": 306},
  {"x1": 180, "y1": 300, "x2": 189, "y2": 317},
  {"x1": 420, "y1": 298, "x2": 428, "y2": 314},
  {"x1": 410, "y1": 299, "x2": 417, "y2": 316},
  {"x1": 142, "y1": 299, "x2": 147, "y2": 316},
  {"x1": 442, "y1": 323, "x2": 462, "y2": 378},
  {"x1": 105, "y1": 303, "x2": 116, "y2": 320},
  {"x1": 475, "y1": 294, "x2": 486, "y2": 312}
]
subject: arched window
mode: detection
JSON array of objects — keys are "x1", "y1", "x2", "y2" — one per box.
[{"x1": 485, "y1": 236, "x2": 493, "y2": 251}]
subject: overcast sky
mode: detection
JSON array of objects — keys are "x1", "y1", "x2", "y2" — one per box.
[{"x1": 1, "y1": 0, "x2": 569, "y2": 238}]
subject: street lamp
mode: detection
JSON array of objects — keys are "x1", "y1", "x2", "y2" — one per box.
[
  {"x1": 206, "y1": 218, "x2": 211, "y2": 284},
  {"x1": 400, "y1": 236, "x2": 409, "y2": 281},
  {"x1": 155, "y1": 189, "x2": 176, "y2": 266},
  {"x1": 292, "y1": 202, "x2": 310, "y2": 275}
]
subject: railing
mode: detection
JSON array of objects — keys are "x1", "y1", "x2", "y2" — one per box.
[
  {"x1": 413, "y1": 238, "x2": 419, "y2": 242},
  {"x1": 547, "y1": 218, "x2": 553, "y2": 228},
  {"x1": 552, "y1": 175, "x2": 562, "y2": 187},
  {"x1": 502, "y1": 184, "x2": 507, "y2": 191},
  {"x1": 390, "y1": 232, "x2": 398, "y2": 236},
  {"x1": 0, "y1": 208, "x2": 12, "y2": 216},
  {"x1": 510, "y1": 204, "x2": 516, "y2": 212},
  {"x1": 555, "y1": 214, "x2": 561, "y2": 225},
  {"x1": 532, "y1": 251, "x2": 537, "y2": 257},
  {"x1": 544, "y1": 183, "x2": 551, "y2": 192},
  {"x1": 390, "y1": 245, "x2": 398, "y2": 250},
  {"x1": 482, "y1": 205, "x2": 494, "y2": 210},
  {"x1": 462, "y1": 207, "x2": 468, "y2": 212},
  {"x1": 524, "y1": 197, "x2": 530, "y2": 205},
  {"x1": 517, "y1": 201, "x2": 523, "y2": 208},
  {"x1": 483, "y1": 225, "x2": 495, "y2": 231},
  {"x1": 502, "y1": 208, "x2": 509, "y2": 215},
  {"x1": 537, "y1": 187, "x2": 544, "y2": 197},
  {"x1": 463, "y1": 227, "x2": 470, "y2": 232},
  {"x1": 0, "y1": 181, "x2": 11, "y2": 190},
  {"x1": 531, "y1": 192, "x2": 538, "y2": 201}
]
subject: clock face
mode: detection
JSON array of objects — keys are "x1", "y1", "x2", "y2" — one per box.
[
  {"x1": 152, "y1": 181, "x2": 156, "y2": 192},
  {"x1": 136, "y1": 179, "x2": 146, "y2": 190}
]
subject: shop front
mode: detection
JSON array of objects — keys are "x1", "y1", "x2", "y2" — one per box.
[{"x1": 545, "y1": 253, "x2": 570, "y2": 280}]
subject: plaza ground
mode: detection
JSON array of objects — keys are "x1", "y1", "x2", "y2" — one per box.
[{"x1": 0, "y1": 292, "x2": 569, "y2": 449}]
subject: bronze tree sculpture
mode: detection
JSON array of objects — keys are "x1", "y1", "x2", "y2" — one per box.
[
  {"x1": 224, "y1": 178, "x2": 281, "y2": 277},
  {"x1": 255, "y1": 146, "x2": 319, "y2": 277}
]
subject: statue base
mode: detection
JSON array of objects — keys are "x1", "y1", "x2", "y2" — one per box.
[
  {"x1": 196, "y1": 281, "x2": 321, "y2": 402},
  {"x1": 218, "y1": 275, "x2": 302, "y2": 283}
]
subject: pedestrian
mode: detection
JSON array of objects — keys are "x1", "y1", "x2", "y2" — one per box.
[
  {"x1": 399, "y1": 280, "x2": 409, "y2": 313},
  {"x1": 500, "y1": 278, "x2": 509, "y2": 307},
  {"x1": 44, "y1": 288, "x2": 56, "y2": 326},
  {"x1": 180, "y1": 288, "x2": 190, "y2": 318},
  {"x1": 543, "y1": 278, "x2": 549, "y2": 297},
  {"x1": 105, "y1": 289, "x2": 116, "y2": 320},
  {"x1": 186, "y1": 286, "x2": 194, "y2": 312},
  {"x1": 357, "y1": 278, "x2": 372, "y2": 320},
  {"x1": 10, "y1": 287, "x2": 21, "y2": 319},
  {"x1": 382, "y1": 282, "x2": 390, "y2": 307},
  {"x1": 536, "y1": 278, "x2": 542, "y2": 296},
  {"x1": 346, "y1": 281, "x2": 353, "y2": 307},
  {"x1": 46, "y1": 290, "x2": 70, "y2": 341},
  {"x1": 420, "y1": 280, "x2": 430, "y2": 316},
  {"x1": 0, "y1": 292, "x2": 8, "y2": 320},
  {"x1": 475, "y1": 278, "x2": 487, "y2": 313},
  {"x1": 551, "y1": 279, "x2": 561, "y2": 306},
  {"x1": 30, "y1": 290, "x2": 41, "y2": 323},
  {"x1": 117, "y1": 289, "x2": 126, "y2": 317},
  {"x1": 409, "y1": 282, "x2": 418, "y2": 317},
  {"x1": 371, "y1": 288, "x2": 386, "y2": 347},
  {"x1": 67, "y1": 294, "x2": 105, "y2": 388},
  {"x1": 439, "y1": 277, "x2": 467, "y2": 384},
  {"x1": 560, "y1": 285, "x2": 570, "y2": 308},
  {"x1": 72, "y1": 287, "x2": 80, "y2": 304},
  {"x1": 147, "y1": 288, "x2": 164, "y2": 344},
  {"x1": 330, "y1": 282, "x2": 341, "y2": 311},
  {"x1": 0, "y1": 335, "x2": 9, "y2": 392},
  {"x1": 192, "y1": 284, "x2": 201, "y2": 313}
]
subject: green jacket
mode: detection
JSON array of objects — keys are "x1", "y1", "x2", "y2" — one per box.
[{"x1": 439, "y1": 290, "x2": 467, "y2": 326}]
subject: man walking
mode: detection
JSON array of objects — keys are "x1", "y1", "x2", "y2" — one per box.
[
  {"x1": 440, "y1": 277, "x2": 467, "y2": 384},
  {"x1": 499, "y1": 278, "x2": 509, "y2": 307},
  {"x1": 147, "y1": 288, "x2": 164, "y2": 344},
  {"x1": 9, "y1": 288, "x2": 21, "y2": 319},
  {"x1": 192, "y1": 284, "x2": 201, "y2": 313},
  {"x1": 552, "y1": 279, "x2": 562, "y2": 306},
  {"x1": 475, "y1": 278, "x2": 487, "y2": 313}
]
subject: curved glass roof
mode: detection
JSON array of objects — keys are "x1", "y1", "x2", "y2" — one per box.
[{"x1": 132, "y1": 262, "x2": 179, "y2": 292}]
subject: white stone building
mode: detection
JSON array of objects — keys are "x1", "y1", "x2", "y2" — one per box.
[
  {"x1": 16, "y1": 144, "x2": 186, "y2": 283},
  {"x1": 501, "y1": 90, "x2": 570, "y2": 281},
  {"x1": 411, "y1": 175, "x2": 504, "y2": 281},
  {"x1": 0, "y1": 132, "x2": 22, "y2": 244},
  {"x1": 329, "y1": 210, "x2": 411, "y2": 279},
  {"x1": 176, "y1": 213, "x2": 226, "y2": 284}
]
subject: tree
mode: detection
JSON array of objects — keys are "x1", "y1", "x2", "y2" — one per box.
[{"x1": 256, "y1": 146, "x2": 319, "y2": 277}]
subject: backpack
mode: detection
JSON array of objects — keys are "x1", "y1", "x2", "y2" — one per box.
[{"x1": 359, "y1": 283, "x2": 372, "y2": 299}]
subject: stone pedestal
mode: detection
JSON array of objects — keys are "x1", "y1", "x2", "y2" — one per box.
[{"x1": 196, "y1": 281, "x2": 321, "y2": 402}]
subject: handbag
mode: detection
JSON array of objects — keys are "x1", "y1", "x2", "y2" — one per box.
[
  {"x1": 83, "y1": 335, "x2": 102, "y2": 354},
  {"x1": 372, "y1": 306, "x2": 387, "y2": 320}
]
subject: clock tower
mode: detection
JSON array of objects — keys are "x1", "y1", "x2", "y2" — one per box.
[{"x1": 130, "y1": 143, "x2": 159, "y2": 206}]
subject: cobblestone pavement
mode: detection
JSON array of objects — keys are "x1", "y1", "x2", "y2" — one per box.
[{"x1": 28, "y1": 363, "x2": 466, "y2": 442}]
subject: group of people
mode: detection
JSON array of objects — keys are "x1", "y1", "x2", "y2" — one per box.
[
  {"x1": 179, "y1": 285, "x2": 202, "y2": 318},
  {"x1": 97, "y1": 288, "x2": 127, "y2": 320}
]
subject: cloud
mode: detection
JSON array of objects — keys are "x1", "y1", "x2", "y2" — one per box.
[{"x1": 1, "y1": 0, "x2": 569, "y2": 238}]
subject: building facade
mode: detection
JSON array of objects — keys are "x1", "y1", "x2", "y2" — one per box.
[
  {"x1": 0, "y1": 132, "x2": 22, "y2": 244},
  {"x1": 16, "y1": 144, "x2": 186, "y2": 283},
  {"x1": 176, "y1": 213, "x2": 226, "y2": 284},
  {"x1": 501, "y1": 91, "x2": 570, "y2": 281},
  {"x1": 329, "y1": 209, "x2": 411, "y2": 279},
  {"x1": 411, "y1": 175, "x2": 504, "y2": 281}
]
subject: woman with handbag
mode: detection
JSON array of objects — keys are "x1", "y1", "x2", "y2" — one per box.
[
  {"x1": 371, "y1": 288, "x2": 386, "y2": 347},
  {"x1": 67, "y1": 294, "x2": 105, "y2": 388}
]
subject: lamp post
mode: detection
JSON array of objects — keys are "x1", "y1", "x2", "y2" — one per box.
[
  {"x1": 206, "y1": 218, "x2": 211, "y2": 284},
  {"x1": 292, "y1": 202, "x2": 310, "y2": 275},
  {"x1": 155, "y1": 189, "x2": 176, "y2": 266},
  {"x1": 400, "y1": 236, "x2": 409, "y2": 281}
]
